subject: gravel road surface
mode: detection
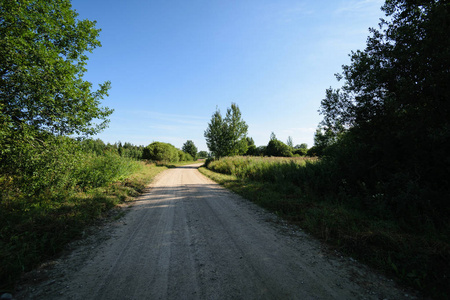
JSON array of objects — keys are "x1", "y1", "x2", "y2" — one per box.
[{"x1": 16, "y1": 164, "x2": 415, "y2": 300}]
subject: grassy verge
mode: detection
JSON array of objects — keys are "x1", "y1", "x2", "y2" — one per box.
[
  {"x1": 0, "y1": 161, "x2": 168, "y2": 292},
  {"x1": 199, "y1": 158, "x2": 449, "y2": 299}
]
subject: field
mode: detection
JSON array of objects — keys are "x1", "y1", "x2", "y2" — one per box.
[{"x1": 201, "y1": 156, "x2": 449, "y2": 299}]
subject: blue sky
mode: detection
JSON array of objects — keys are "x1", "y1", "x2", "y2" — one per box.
[{"x1": 71, "y1": 0, "x2": 385, "y2": 151}]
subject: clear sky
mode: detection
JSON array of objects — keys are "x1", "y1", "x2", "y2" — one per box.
[{"x1": 71, "y1": 0, "x2": 385, "y2": 152}]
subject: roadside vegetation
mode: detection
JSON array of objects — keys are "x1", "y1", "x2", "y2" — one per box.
[
  {"x1": 0, "y1": 136, "x2": 198, "y2": 291},
  {"x1": 201, "y1": 156, "x2": 448, "y2": 299},
  {"x1": 202, "y1": 1, "x2": 450, "y2": 298},
  {"x1": 0, "y1": 0, "x2": 199, "y2": 292}
]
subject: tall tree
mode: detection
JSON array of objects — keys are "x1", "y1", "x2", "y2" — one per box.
[
  {"x1": 182, "y1": 140, "x2": 198, "y2": 159},
  {"x1": 0, "y1": 0, "x2": 112, "y2": 136},
  {"x1": 204, "y1": 109, "x2": 227, "y2": 158},
  {"x1": 224, "y1": 103, "x2": 249, "y2": 156},
  {"x1": 286, "y1": 136, "x2": 294, "y2": 148},
  {"x1": 318, "y1": 0, "x2": 450, "y2": 225},
  {"x1": 204, "y1": 103, "x2": 248, "y2": 158}
]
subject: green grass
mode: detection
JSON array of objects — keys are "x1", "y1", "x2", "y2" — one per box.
[
  {"x1": 200, "y1": 156, "x2": 450, "y2": 299},
  {"x1": 0, "y1": 160, "x2": 168, "y2": 293}
]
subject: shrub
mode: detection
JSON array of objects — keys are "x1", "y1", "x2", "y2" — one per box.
[
  {"x1": 265, "y1": 139, "x2": 293, "y2": 157},
  {"x1": 143, "y1": 142, "x2": 179, "y2": 162}
]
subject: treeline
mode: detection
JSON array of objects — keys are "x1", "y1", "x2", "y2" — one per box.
[
  {"x1": 80, "y1": 139, "x2": 203, "y2": 163},
  {"x1": 204, "y1": 104, "x2": 310, "y2": 158},
  {"x1": 244, "y1": 134, "x2": 310, "y2": 157},
  {"x1": 81, "y1": 139, "x2": 145, "y2": 160}
]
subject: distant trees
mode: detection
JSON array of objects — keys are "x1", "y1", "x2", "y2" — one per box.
[
  {"x1": 294, "y1": 143, "x2": 308, "y2": 156},
  {"x1": 182, "y1": 140, "x2": 198, "y2": 159},
  {"x1": 197, "y1": 151, "x2": 209, "y2": 159},
  {"x1": 204, "y1": 103, "x2": 248, "y2": 158}
]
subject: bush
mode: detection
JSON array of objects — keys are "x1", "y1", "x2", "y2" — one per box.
[
  {"x1": 143, "y1": 142, "x2": 179, "y2": 162},
  {"x1": 178, "y1": 150, "x2": 193, "y2": 162},
  {"x1": 265, "y1": 139, "x2": 293, "y2": 157}
]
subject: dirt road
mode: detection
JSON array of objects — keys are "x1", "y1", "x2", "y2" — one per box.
[{"x1": 16, "y1": 164, "x2": 414, "y2": 299}]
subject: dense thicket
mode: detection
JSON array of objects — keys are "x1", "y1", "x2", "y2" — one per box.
[
  {"x1": 0, "y1": 0, "x2": 126, "y2": 288},
  {"x1": 0, "y1": 0, "x2": 113, "y2": 195},
  {"x1": 318, "y1": 0, "x2": 450, "y2": 230}
]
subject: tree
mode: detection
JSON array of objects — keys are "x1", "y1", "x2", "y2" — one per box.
[
  {"x1": 270, "y1": 132, "x2": 277, "y2": 141},
  {"x1": 0, "y1": 0, "x2": 112, "y2": 136},
  {"x1": 204, "y1": 109, "x2": 227, "y2": 158},
  {"x1": 204, "y1": 103, "x2": 248, "y2": 158},
  {"x1": 244, "y1": 137, "x2": 258, "y2": 156},
  {"x1": 318, "y1": 0, "x2": 450, "y2": 226},
  {"x1": 293, "y1": 143, "x2": 308, "y2": 156},
  {"x1": 197, "y1": 151, "x2": 209, "y2": 159},
  {"x1": 286, "y1": 136, "x2": 294, "y2": 148},
  {"x1": 182, "y1": 140, "x2": 198, "y2": 159},
  {"x1": 295, "y1": 143, "x2": 308, "y2": 150}
]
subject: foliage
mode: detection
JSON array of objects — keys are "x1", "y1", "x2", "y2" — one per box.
[
  {"x1": 182, "y1": 140, "x2": 198, "y2": 159},
  {"x1": 197, "y1": 151, "x2": 209, "y2": 159},
  {"x1": 0, "y1": 158, "x2": 166, "y2": 290},
  {"x1": 0, "y1": 0, "x2": 112, "y2": 136},
  {"x1": 309, "y1": 126, "x2": 343, "y2": 157},
  {"x1": 265, "y1": 139, "x2": 293, "y2": 157},
  {"x1": 1, "y1": 134, "x2": 80, "y2": 202},
  {"x1": 118, "y1": 142, "x2": 144, "y2": 160},
  {"x1": 178, "y1": 150, "x2": 193, "y2": 162},
  {"x1": 204, "y1": 103, "x2": 248, "y2": 158},
  {"x1": 308, "y1": 0, "x2": 450, "y2": 297},
  {"x1": 206, "y1": 156, "x2": 317, "y2": 184},
  {"x1": 295, "y1": 143, "x2": 308, "y2": 150},
  {"x1": 316, "y1": 0, "x2": 450, "y2": 230},
  {"x1": 204, "y1": 155, "x2": 449, "y2": 299},
  {"x1": 286, "y1": 136, "x2": 294, "y2": 148},
  {"x1": 143, "y1": 142, "x2": 180, "y2": 163},
  {"x1": 293, "y1": 143, "x2": 308, "y2": 156},
  {"x1": 244, "y1": 137, "x2": 258, "y2": 156}
]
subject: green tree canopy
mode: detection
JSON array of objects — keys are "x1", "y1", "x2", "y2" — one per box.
[
  {"x1": 143, "y1": 142, "x2": 179, "y2": 163},
  {"x1": 182, "y1": 140, "x2": 198, "y2": 159},
  {"x1": 318, "y1": 0, "x2": 450, "y2": 226},
  {"x1": 265, "y1": 138, "x2": 293, "y2": 157},
  {"x1": 0, "y1": 0, "x2": 112, "y2": 136},
  {"x1": 204, "y1": 103, "x2": 248, "y2": 158},
  {"x1": 197, "y1": 151, "x2": 209, "y2": 159}
]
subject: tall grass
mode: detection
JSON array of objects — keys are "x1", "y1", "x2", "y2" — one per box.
[
  {"x1": 0, "y1": 137, "x2": 166, "y2": 292},
  {"x1": 203, "y1": 156, "x2": 449, "y2": 299}
]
